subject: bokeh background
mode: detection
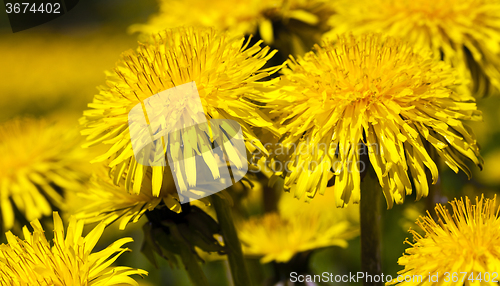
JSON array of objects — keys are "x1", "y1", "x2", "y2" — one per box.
[{"x1": 1, "y1": 1, "x2": 499, "y2": 285}]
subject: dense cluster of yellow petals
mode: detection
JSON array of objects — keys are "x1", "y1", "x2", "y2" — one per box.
[
  {"x1": 327, "y1": 0, "x2": 500, "y2": 96},
  {"x1": 80, "y1": 27, "x2": 278, "y2": 200},
  {"x1": 270, "y1": 34, "x2": 482, "y2": 208},
  {"x1": 390, "y1": 196, "x2": 500, "y2": 285},
  {"x1": 0, "y1": 118, "x2": 91, "y2": 230},
  {"x1": 0, "y1": 212, "x2": 147, "y2": 285}
]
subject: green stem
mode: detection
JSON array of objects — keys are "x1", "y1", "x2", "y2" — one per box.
[
  {"x1": 360, "y1": 174, "x2": 383, "y2": 286},
  {"x1": 169, "y1": 224, "x2": 210, "y2": 286},
  {"x1": 212, "y1": 194, "x2": 252, "y2": 286},
  {"x1": 179, "y1": 245, "x2": 210, "y2": 286},
  {"x1": 259, "y1": 172, "x2": 282, "y2": 213}
]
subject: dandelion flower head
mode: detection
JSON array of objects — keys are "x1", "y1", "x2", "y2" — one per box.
[
  {"x1": 239, "y1": 186, "x2": 359, "y2": 263},
  {"x1": 390, "y1": 195, "x2": 500, "y2": 285},
  {"x1": 0, "y1": 117, "x2": 91, "y2": 230},
  {"x1": 327, "y1": 0, "x2": 500, "y2": 96},
  {"x1": 0, "y1": 212, "x2": 147, "y2": 285},
  {"x1": 80, "y1": 27, "x2": 278, "y2": 200},
  {"x1": 238, "y1": 211, "x2": 356, "y2": 263},
  {"x1": 271, "y1": 33, "x2": 482, "y2": 208},
  {"x1": 75, "y1": 166, "x2": 184, "y2": 229},
  {"x1": 130, "y1": 0, "x2": 335, "y2": 46}
]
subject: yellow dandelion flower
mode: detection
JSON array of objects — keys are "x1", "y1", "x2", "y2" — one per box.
[
  {"x1": 238, "y1": 210, "x2": 357, "y2": 263},
  {"x1": 130, "y1": 0, "x2": 278, "y2": 41},
  {"x1": 75, "y1": 166, "x2": 183, "y2": 229},
  {"x1": 80, "y1": 27, "x2": 278, "y2": 199},
  {"x1": 239, "y1": 185, "x2": 358, "y2": 264},
  {"x1": 0, "y1": 117, "x2": 91, "y2": 230},
  {"x1": 389, "y1": 196, "x2": 500, "y2": 285},
  {"x1": 327, "y1": 0, "x2": 500, "y2": 96},
  {"x1": 0, "y1": 212, "x2": 147, "y2": 285},
  {"x1": 130, "y1": 0, "x2": 335, "y2": 55},
  {"x1": 0, "y1": 32, "x2": 137, "y2": 121},
  {"x1": 278, "y1": 186, "x2": 359, "y2": 223},
  {"x1": 270, "y1": 34, "x2": 482, "y2": 208}
]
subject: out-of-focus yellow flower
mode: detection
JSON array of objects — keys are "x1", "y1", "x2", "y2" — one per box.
[
  {"x1": 130, "y1": 0, "x2": 335, "y2": 55},
  {"x1": 0, "y1": 212, "x2": 147, "y2": 285},
  {"x1": 327, "y1": 0, "x2": 500, "y2": 96},
  {"x1": 80, "y1": 27, "x2": 278, "y2": 200},
  {"x1": 130, "y1": 0, "x2": 278, "y2": 41},
  {"x1": 398, "y1": 203, "x2": 425, "y2": 232},
  {"x1": 238, "y1": 210, "x2": 357, "y2": 263},
  {"x1": 268, "y1": 34, "x2": 482, "y2": 208},
  {"x1": 278, "y1": 186, "x2": 359, "y2": 223},
  {"x1": 239, "y1": 187, "x2": 358, "y2": 263},
  {"x1": 75, "y1": 166, "x2": 185, "y2": 229},
  {"x1": 476, "y1": 149, "x2": 500, "y2": 186},
  {"x1": 389, "y1": 196, "x2": 500, "y2": 285},
  {"x1": 0, "y1": 32, "x2": 137, "y2": 121},
  {"x1": 0, "y1": 117, "x2": 91, "y2": 230}
]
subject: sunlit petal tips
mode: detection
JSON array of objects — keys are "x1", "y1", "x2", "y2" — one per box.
[
  {"x1": 389, "y1": 196, "x2": 500, "y2": 285},
  {"x1": 0, "y1": 212, "x2": 147, "y2": 285},
  {"x1": 271, "y1": 34, "x2": 482, "y2": 208}
]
